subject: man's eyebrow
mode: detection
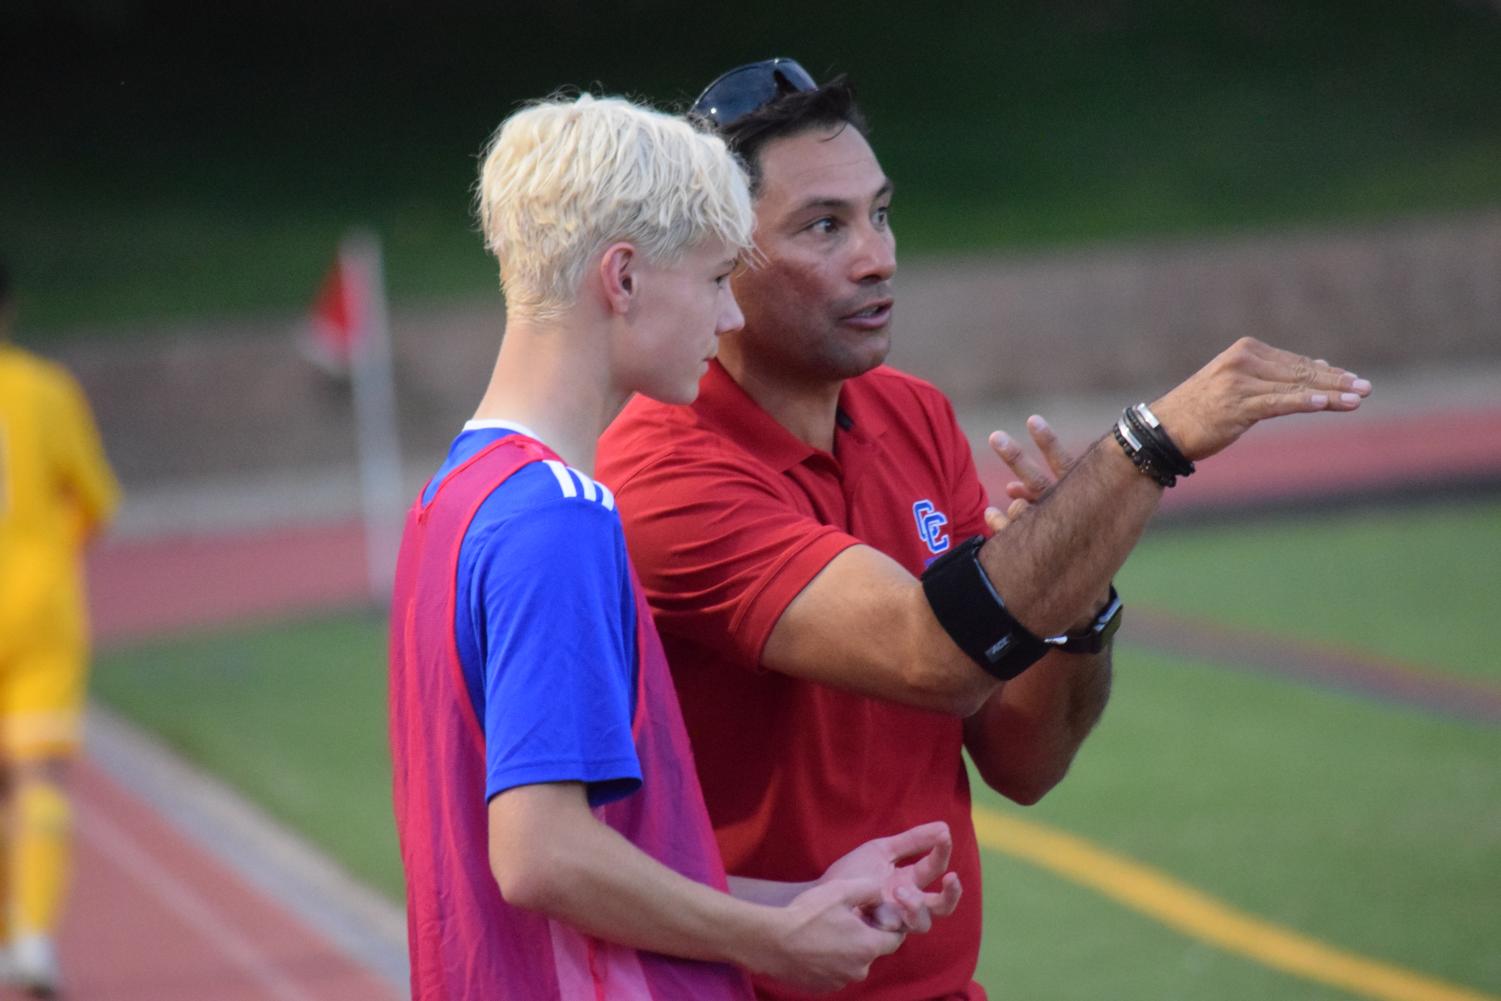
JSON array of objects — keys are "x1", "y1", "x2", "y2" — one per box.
[{"x1": 789, "y1": 178, "x2": 895, "y2": 216}]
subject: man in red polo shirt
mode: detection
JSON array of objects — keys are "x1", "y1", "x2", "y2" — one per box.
[{"x1": 597, "y1": 61, "x2": 1372, "y2": 1000}]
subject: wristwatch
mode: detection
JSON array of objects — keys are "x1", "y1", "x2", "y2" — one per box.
[{"x1": 1046, "y1": 586, "x2": 1123, "y2": 654}]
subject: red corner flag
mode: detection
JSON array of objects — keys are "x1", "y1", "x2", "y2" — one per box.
[
  {"x1": 305, "y1": 247, "x2": 370, "y2": 374},
  {"x1": 300, "y1": 231, "x2": 405, "y2": 603}
]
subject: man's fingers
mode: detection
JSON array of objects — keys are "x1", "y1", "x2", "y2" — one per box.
[
  {"x1": 1247, "y1": 347, "x2": 1371, "y2": 396},
  {"x1": 983, "y1": 505, "x2": 1009, "y2": 534},
  {"x1": 1026, "y1": 415, "x2": 1076, "y2": 479},
  {"x1": 989, "y1": 430, "x2": 1053, "y2": 497},
  {"x1": 988, "y1": 496, "x2": 1032, "y2": 533},
  {"x1": 1254, "y1": 388, "x2": 1365, "y2": 419}
]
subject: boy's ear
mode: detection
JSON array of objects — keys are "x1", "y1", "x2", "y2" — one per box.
[{"x1": 599, "y1": 242, "x2": 638, "y2": 316}]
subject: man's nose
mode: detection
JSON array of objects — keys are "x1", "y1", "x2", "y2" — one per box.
[{"x1": 851, "y1": 222, "x2": 896, "y2": 284}]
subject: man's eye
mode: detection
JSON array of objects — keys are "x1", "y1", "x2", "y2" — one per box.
[
  {"x1": 810, "y1": 218, "x2": 838, "y2": 235},
  {"x1": 874, "y1": 206, "x2": 891, "y2": 226}
]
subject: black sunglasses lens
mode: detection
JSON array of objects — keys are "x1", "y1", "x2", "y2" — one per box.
[{"x1": 692, "y1": 59, "x2": 817, "y2": 127}]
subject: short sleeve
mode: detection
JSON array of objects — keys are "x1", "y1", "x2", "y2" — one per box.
[
  {"x1": 613, "y1": 448, "x2": 858, "y2": 672},
  {"x1": 469, "y1": 497, "x2": 642, "y2": 806}
]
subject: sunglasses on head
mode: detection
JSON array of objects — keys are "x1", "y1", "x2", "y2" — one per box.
[{"x1": 690, "y1": 58, "x2": 819, "y2": 129}]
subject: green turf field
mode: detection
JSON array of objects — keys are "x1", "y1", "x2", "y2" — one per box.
[{"x1": 92, "y1": 499, "x2": 1501, "y2": 998}]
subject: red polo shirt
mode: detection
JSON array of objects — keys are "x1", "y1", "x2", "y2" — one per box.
[{"x1": 598, "y1": 360, "x2": 991, "y2": 1001}]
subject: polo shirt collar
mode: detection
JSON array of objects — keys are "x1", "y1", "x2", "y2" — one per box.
[
  {"x1": 835, "y1": 369, "x2": 891, "y2": 445},
  {"x1": 693, "y1": 359, "x2": 890, "y2": 473}
]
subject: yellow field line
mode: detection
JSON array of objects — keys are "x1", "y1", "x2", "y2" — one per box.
[{"x1": 971, "y1": 805, "x2": 1498, "y2": 1001}]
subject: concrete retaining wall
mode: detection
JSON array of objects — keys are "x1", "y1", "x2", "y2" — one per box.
[{"x1": 49, "y1": 210, "x2": 1501, "y2": 490}]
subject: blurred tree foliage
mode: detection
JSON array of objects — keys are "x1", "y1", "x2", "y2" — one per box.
[{"x1": 4, "y1": 0, "x2": 1500, "y2": 333}]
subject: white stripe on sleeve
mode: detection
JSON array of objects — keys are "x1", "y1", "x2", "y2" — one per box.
[{"x1": 543, "y1": 460, "x2": 578, "y2": 498}]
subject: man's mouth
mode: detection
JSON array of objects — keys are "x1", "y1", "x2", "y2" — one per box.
[{"x1": 841, "y1": 299, "x2": 893, "y2": 328}]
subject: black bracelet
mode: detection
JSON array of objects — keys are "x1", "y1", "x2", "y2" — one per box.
[
  {"x1": 1124, "y1": 403, "x2": 1195, "y2": 479},
  {"x1": 1114, "y1": 403, "x2": 1194, "y2": 488},
  {"x1": 1121, "y1": 408, "x2": 1177, "y2": 483},
  {"x1": 1113, "y1": 417, "x2": 1176, "y2": 487}
]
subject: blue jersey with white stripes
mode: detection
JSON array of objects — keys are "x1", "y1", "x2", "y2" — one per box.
[{"x1": 422, "y1": 422, "x2": 641, "y2": 806}]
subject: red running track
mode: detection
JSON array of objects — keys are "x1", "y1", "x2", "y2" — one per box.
[
  {"x1": 1, "y1": 761, "x2": 398, "y2": 1001},
  {"x1": 88, "y1": 408, "x2": 1501, "y2": 646}
]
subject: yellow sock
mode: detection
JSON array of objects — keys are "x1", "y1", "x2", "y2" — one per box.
[
  {"x1": 12, "y1": 779, "x2": 71, "y2": 937},
  {"x1": 0, "y1": 789, "x2": 9, "y2": 944}
]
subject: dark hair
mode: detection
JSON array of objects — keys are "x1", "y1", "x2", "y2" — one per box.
[{"x1": 710, "y1": 76, "x2": 869, "y2": 193}]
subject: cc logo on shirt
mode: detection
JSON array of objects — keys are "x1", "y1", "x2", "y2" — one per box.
[{"x1": 912, "y1": 499, "x2": 950, "y2": 556}]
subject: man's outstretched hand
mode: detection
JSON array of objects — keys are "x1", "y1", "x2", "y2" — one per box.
[
  {"x1": 975, "y1": 339, "x2": 1371, "y2": 637},
  {"x1": 1149, "y1": 337, "x2": 1372, "y2": 462},
  {"x1": 987, "y1": 337, "x2": 1373, "y2": 529}
]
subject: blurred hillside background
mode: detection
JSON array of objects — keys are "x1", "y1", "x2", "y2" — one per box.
[
  {"x1": 7, "y1": 0, "x2": 1501, "y2": 333},
  {"x1": 6, "y1": 0, "x2": 1501, "y2": 509},
  {"x1": 4, "y1": 0, "x2": 1500, "y2": 501}
]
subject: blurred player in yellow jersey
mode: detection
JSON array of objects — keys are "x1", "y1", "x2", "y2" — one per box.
[{"x1": 0, "y1": 260, "x2": 120, "y2": 997}]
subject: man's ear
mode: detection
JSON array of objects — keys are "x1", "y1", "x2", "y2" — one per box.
[{"x1": 598, "y1": 242, "x2": 638, "y2": 316}]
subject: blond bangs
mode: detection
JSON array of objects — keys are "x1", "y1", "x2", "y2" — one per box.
[{"x1": 477, "y1": 94, "x2": 754, "y2": 318}]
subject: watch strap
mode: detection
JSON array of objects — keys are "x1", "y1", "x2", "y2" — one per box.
[{"x1": 1048, "y1": 585, "x2": 1123, "y2": 654}]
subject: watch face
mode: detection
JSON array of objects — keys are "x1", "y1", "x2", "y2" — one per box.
[
  {"x1": 1099, "y1": 598, "x2": 1123, "y2": 643},
  {"x1": 1055, "y1": 588, "x2": 1123, "y2": 654}
]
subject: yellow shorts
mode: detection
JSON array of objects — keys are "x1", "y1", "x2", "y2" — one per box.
[{"x1": 0, "y1": 601, "x2": 88, "y2": 762}]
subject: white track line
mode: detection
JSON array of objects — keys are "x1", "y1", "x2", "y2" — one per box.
[
  {"x1": 84, "y1": 704, "x2": 408, "y2": 990},
  {"x1": 76, "y1": 798, "x2": 321, "y2": 1001}
]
